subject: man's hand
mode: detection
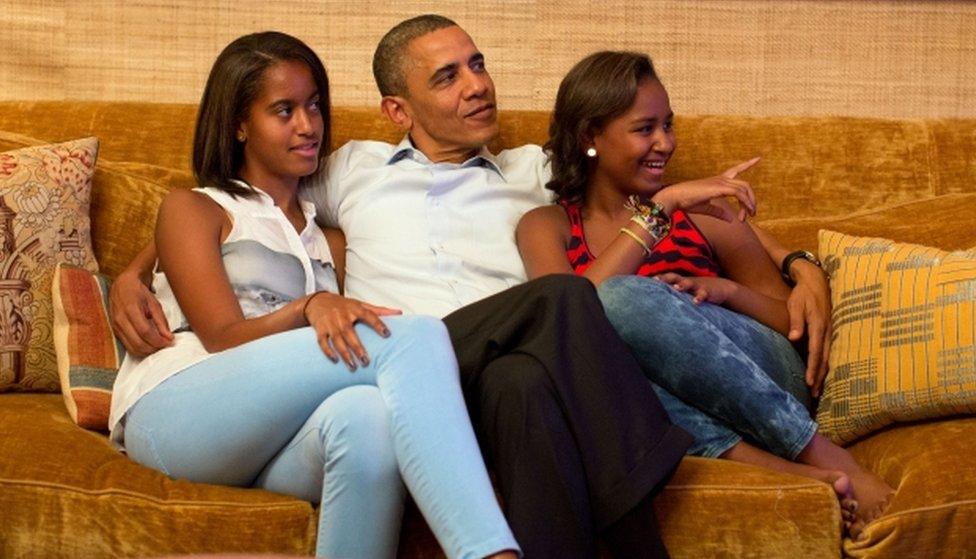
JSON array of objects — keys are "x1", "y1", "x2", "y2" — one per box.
[
  {"x1": 109, "y1": 269, "x2": 173, "y2": 357},
  {"x1": 786, "y1": 260, "x2": 832, "y2": 397}
]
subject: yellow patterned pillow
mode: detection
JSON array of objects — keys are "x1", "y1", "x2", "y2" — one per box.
[{"x1": 816, "y1": 230, "x2": 976, "y2": 443}]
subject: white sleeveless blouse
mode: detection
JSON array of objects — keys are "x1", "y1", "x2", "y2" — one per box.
[{"x1": 109, "y1": 185, "x2": 339, "y2": 444}]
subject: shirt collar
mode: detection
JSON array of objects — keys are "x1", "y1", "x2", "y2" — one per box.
[
  {"x1": 387, "y1": 135, "x2": 506, "y2": 181},
  {"x1": 229, "y1": 179, "x2": 319, "y2": 222}
]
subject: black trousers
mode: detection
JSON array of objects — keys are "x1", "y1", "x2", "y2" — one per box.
[{"x1": 443, "y1": 274, "x2": 692, "y2": 558}]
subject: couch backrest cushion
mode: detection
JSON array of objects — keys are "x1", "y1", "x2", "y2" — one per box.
[{"x1": 1, "y1": 102, "x2": 974, "y2": 275}]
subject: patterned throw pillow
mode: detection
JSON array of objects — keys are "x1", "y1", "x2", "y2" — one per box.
[
  {"x1": 52, "y1": 264, "x2": 125, "y2": 430},
  {"x1": 816, "y1": 229, "x2": 976, "y2": 443},
  {"x1": 0, "y1": 138, "x2": 100, "y2": 392}
]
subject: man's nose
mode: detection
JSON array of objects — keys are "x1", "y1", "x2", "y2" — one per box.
[{"x1": 461, "y1": 69, "x2": 489, "y2": 98}]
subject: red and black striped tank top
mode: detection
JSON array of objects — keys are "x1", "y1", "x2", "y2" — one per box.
[{"x1": 561, "y1": 200, "x2": 721, "y2": 278}]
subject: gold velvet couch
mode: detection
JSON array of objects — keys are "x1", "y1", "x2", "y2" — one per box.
[{"x1": 1, "y1": 101, "x2": 974, "y2": 558}]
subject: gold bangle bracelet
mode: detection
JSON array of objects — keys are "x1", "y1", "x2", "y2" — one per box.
[{"x1": 619, "y1": 227, "x2": 651, "y2": 256}]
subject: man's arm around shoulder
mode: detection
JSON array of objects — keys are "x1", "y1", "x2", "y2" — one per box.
[{"x1": 109, "y1": 241, "x2": 174, "y2": 356}]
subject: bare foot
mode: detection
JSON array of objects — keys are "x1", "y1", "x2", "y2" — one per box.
[
  {"x1": 822, "y1": 471, "x2": 858, "y2": 532},
  {"x1": 720, "y1": 442, "x2": 859, "y2": 525},
  {"x1": 847, "y1": 471, "x2": 894, "y2": 540},
  {"x1": 794, "y1": 434, "x2": 895, "y2": 539}
]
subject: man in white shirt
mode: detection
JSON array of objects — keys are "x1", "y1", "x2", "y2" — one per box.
[
  {"x1": 112, "y1": 14, "x2": 833, "y2": 558},
  {"x1": 311, "y1": 19, "x2": 693, "y2": 557}
]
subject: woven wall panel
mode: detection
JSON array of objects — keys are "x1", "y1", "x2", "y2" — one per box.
[{"x1": 2, "y1": 0, "x2": 974, "y2": 118}]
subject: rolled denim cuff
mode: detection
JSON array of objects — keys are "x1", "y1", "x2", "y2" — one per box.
[{"x1": 691, "y1": 430, "x2": 743, "y2": 459}]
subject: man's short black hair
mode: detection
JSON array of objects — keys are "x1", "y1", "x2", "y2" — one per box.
[{"x1": 372, "y1": 14, "x2": 458, "y2": 97}]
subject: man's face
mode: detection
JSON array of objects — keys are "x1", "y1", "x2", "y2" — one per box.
[{"x1": 398, "y1": 25, "x2": 499, "y2": 162}]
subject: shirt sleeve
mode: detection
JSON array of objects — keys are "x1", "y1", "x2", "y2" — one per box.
[
  {"x1": 534, "y1": 146, "x2": 556, "y2": 203},
  {"x1": 309, "y1": 142, "x2": 355, "y2": 228}
]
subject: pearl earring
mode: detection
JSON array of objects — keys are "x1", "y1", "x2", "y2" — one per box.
[
  {"x1": 237, "y1": 133, "x2": 246, "y2": 142},
  {"x1": 586, "y1": 147, "x2": 597, "y2": 158}
]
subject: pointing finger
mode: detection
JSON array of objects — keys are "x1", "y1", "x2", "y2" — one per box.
[{"x1": 722, "y1": 156, "x2": 761, "y2": 179}]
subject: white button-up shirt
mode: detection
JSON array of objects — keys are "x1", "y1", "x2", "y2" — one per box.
[{"x1": 310, "y1": 136, "x2": 552, "y2": 317}]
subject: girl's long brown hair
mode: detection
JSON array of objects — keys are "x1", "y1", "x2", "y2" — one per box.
[
  {"x1": 545, "y1": 51, "x2": 658, "y2": 203},
  {"x1": 193, "y1": 31, "x2": 331, "y2": 198}
]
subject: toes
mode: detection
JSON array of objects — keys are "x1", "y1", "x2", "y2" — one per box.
[
  {"x1": 864, "y1": 491, "x2": 894, "y2": 523},
  {"x1": 848, "y1": 520, "x2": 865, "y2": 540}
]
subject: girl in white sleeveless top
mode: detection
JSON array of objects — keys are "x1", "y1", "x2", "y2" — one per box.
[{"x1": 109, "y1": 32, "x2": 519, "y2": 559}]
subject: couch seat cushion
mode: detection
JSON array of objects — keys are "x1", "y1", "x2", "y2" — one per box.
[
  {"x1": 0, "y1": 394, "x2": 316, "y2": 557},
  {"x1": 654, "y1": 457, "x2": 840, "y2": 557},
  {"x1": 846, "y1": 416, "x2": 976, "y2": 558}
]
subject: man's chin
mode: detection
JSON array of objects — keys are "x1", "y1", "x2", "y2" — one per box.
[{"x1": 470, "y1": 121, "x2": 500, "y2": 147}]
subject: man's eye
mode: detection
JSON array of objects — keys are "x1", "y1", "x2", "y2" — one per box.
[
  {"x1": 276, "y1": 106, "x2": 292, "y2": 117},
  {"x1": 472, "y1": 60, "x2": 486, "y2": 72}
]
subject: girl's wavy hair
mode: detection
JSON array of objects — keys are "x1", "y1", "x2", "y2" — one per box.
[
  {"x1": 193, "y1": 31, "x2": 331, "y2": 198},
  {"x1": 545, "y1": 51, "x2": 658, "y2": 203}
]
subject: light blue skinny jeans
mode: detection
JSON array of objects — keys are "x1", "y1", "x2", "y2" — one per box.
[
  {"x1": 597, "y1": 275, "x2": 817, "y2": 460},
  {"x1": 122, "y1": 315, "x2": 518, "y2": 559}
]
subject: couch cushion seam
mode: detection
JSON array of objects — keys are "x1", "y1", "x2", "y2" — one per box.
[
  {"x1": 664, "y1": 482, "x2": 831, "y2": 492},
  {"x1": 869, "y1": 498, "x2": 976, "y2": 525},
  {"x1": 0, "y1": 478, "x2": 309, "y2": 510}
]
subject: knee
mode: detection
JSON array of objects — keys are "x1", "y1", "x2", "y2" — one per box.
[
  {"x1": 597, "y1": 275, "x2": 675, "y2": 326},
  {"x1": 480, "y1": 359, "x2": 554, "y2": 413},
  {"x1": 384, "y1": 314, "x2": 450, "y2": 351},
  {"x1": 530, "y1": 273, "x2": 596, "y2": 302},
  {"x1": 319, "y1": 387, "x2": 399, "y2": 483}
]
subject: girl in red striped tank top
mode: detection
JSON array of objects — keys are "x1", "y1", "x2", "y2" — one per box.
[{"x1": 516, "y1": 51, "x2": 893, "y2": 537}]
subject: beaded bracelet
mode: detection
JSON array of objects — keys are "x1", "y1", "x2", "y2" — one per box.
[{"x1": 624, "y1": 195, "x2": 672, "y2": 243}]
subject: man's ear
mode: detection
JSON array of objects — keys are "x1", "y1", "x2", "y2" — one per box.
[{"x1": 380, "y1": 95, "x2": 413, "y2": 132}]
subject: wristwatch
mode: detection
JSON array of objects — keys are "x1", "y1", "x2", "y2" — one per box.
[{"x1": 780, "y1": 250, "x2": 822, "y2": 286}]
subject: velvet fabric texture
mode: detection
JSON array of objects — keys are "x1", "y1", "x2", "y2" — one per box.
[{"x1": 0, "y1": 101, "x2": 974, "y2": 557}]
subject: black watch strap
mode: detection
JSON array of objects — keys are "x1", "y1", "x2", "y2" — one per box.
[{"x1": 781, "y1": 250, "x2": 822, "y2": 286}]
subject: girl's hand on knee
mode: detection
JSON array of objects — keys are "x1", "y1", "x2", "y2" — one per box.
[
  {"x1": 302, "y1": 292, "x2": 401, "y2": 371},
  {"x1": 655, "y1": 273, "x2": 737, "y2": 305}
]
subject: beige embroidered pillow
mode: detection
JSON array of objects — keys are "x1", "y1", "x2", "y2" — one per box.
[
  {"x1": 816, "y1": 229, "x2": 976, "y2": 443},
  {"x1": 0, "y1": 137, "x2": 99, "y2": 392}
]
